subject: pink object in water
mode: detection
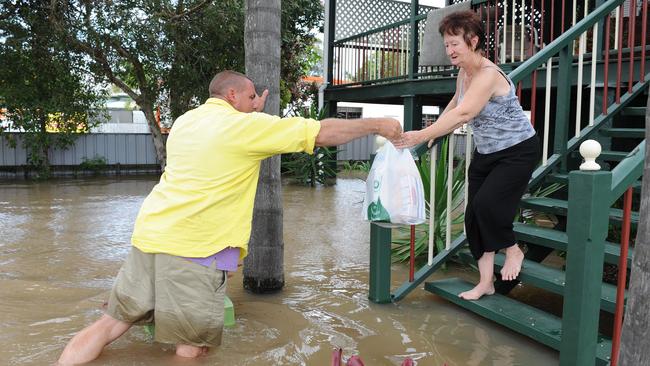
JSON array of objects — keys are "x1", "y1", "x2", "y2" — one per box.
[
  {"x1": 331, "y1": 348, "x2": 343, "y2": 366},
  {"x1": 401, "y1": 357, "x2": 414, "y2": 366},
  {"x1": 346, "y1": 355, "x2": 365, "y2": 366}
]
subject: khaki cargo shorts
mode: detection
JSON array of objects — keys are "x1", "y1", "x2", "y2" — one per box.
[{"x1": 106, "y1": 247, "x2": 227, "y2": 347}]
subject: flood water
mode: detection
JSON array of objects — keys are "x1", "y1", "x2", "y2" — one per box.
[{"x1": 0, "y1": 177, "x2": 559, "y2": 365}]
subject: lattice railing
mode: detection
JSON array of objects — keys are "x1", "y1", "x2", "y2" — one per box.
[
  {"x1": 331, "y1": 0, "x2": 649, "y2": 86},
  {"x1": 334, "y1": 0, "x2": 433, "y2": 40}
]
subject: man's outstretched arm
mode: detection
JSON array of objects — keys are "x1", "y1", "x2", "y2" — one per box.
[{"x1": 315, "y1": 118, "x2": 401, "y2": 147}]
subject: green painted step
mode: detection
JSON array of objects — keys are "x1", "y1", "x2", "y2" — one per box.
[
  {"x1": 425, "y1": 278, "x2": 612, "y2": 366},
  {"x1": 457, "y1": 251, "x2": 625, "y2": 313},
  {"x1": 520, "y1": 197, "x2": 639, "y2": 226},
  {"x1": 513, "y1": 223, "x2": 634, "y2": 267},
  {"x1": 545, "y1": 173, "x2": 642, "y2": 192},
  {"x1": 620, "y1": 106, "x2": 647, "y2": 116},
  {"x1": 599, "y1": 151, "x2": 629, "y2": 162},
  {"x1": 599, "y1": 128, "x2": 646, "y2": 138}
]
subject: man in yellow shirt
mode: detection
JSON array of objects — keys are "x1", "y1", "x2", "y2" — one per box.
[{"x1": 58, "y1": 70, "x2": 402, "y2": 364}]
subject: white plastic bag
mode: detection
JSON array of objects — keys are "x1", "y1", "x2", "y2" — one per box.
[{"x1": 363, "y1": 142, "x2": 426, "y2": 227}]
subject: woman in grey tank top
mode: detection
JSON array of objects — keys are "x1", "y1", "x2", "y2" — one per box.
[{"x1": 395, "y1": 10, "x2": 540, "y2": 301}]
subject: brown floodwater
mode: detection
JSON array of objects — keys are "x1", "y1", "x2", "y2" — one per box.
[{"x1": 0, "y1": 177, "x2": 559, "y2": 366}]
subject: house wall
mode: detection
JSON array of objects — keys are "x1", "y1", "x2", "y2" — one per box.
[{"x1": 335, "y1": 102, "x2": 466, "y2": 160}]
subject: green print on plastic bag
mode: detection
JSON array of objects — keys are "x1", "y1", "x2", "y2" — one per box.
[{"x1": 367, "y1": 197, "x2": 390, "y2": 222}]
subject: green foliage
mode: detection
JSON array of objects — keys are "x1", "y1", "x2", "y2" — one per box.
[
  {"x1": 282, "y1": 147, "x2": 338, "y2": 186},
  {"x1": 79, "y1": 155, "x2": 108, "y2": 174},
  {"x1": 342, "y1": 160, "x2": 371, "y2": 173},
  {"x1": 280, "y1": 0, "x2": 324, "y2": 110},
  {"x1": 0, "y1": 1, "x2": 105, "y2": 179},
  {"x1": 3, "y1": 1, "x2": 322, "y2": 172},
  {"x1": 391, "y1": 137, "x2": 466, "y2": 263},
  {"x1": 283, "y1": 80, "x2": 320, "y2": 118},
  {"x1": 42, "y1": 0, "x2": 323, "y2": 167},
  {"x1": 48, "y1": 0, "x2": 323, "y2": 122},
  {"x1": 280, "y1": 104, "x2": 337, "y2": 186},
  {"x1": 354, "y1": 50, "x2": 401, "y2": 82},
  {"x1": 519, "y1": 183, "x2": 565, "y2": 224},
  {"x1": 161, "y1": 0, "x2": 247, "y2": 120}
]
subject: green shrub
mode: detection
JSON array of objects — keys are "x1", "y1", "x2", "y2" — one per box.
[
  {"x1": 282, "y1": 147, "x2": 338, "y2": 186},
  {"x1": 280, "y1": 104, "x2": 339, "y2": 186},
  {"x1": 342, "y1": 160, "x2": 371, "y2": 173},
  {"x1": 79, "y1": 155, "x2": 108, "y2": 174}
]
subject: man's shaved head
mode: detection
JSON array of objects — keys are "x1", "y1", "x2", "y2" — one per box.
[{"x1": 209, "y1": 70, "x2": 252, "y2": 97}]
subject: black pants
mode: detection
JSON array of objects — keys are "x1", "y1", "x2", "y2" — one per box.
[{"x1": 465, "y1": 134, "x2": 541, "y2": 260}]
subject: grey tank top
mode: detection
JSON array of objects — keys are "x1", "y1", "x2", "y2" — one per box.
[{"x1": 458, "y1": 66, "x2": 535, "y2": 154}]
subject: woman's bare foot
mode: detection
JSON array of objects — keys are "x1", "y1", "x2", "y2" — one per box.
[
  {"x1": 458, "y1": 282, "x2": 495, "y2": 300},
  {"x1": 501, "y1": 244, "x2": 525, "y2": 281}
]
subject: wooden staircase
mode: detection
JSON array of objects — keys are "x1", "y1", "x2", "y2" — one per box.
[
  {"x1": 424, "y1": 101, "x2": 647, "y2": 365},
  {"x1": 323, "y1": 0, "x2": 649, "y2": 363}
]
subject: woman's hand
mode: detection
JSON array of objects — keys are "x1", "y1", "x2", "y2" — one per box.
[{"x1": 393, "y1": 130, "x2": 427, "y2": 149}]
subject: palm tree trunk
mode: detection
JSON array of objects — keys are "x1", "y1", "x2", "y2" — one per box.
[
  {"x1": 243, "y1": 0, "x2": 284, "y2": 293},
  {"x1": 619, "y1": 89, "x2": 650, "y2": 365}
]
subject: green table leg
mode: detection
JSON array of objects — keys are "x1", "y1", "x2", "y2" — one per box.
[{"x1": 223, "y1": 295, "x2": 235, "y2": 328}]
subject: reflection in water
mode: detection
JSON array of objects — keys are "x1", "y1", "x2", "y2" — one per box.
[{"x1": 0, "y1": 177, "x2": 558, "y2": 365}]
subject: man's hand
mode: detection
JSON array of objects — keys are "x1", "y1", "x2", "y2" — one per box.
[
  {"x1": 253, "y1": 89, "x2": 269, "y2": 112},
  {"x1": 377, "y1": 118, "x2": 402, "y2": 143}
]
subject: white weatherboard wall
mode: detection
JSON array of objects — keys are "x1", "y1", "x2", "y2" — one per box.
[{"x1": 336, "y1": 102, "x2": 441, "y2": 160}]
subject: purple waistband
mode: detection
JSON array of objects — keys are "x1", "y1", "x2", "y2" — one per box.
[{"x1": 183, "y1": 247, "x2": 240, "y2": 271}]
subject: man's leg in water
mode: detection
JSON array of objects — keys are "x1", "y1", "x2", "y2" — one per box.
[{"x1": 58, "y1": 314, "x2": 131, "y2": 364}]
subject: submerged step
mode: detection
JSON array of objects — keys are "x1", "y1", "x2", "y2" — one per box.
[{"x1": 424, "y1": 277, "x2": 612, "y2": 365}]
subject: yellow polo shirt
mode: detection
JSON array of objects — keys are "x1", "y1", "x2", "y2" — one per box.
[{"x1": 131, "y1": 98, "x2": 321, "y2": 259}]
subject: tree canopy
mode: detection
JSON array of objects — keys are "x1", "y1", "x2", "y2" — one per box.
[
  {"x1": 1, "y1": 0, "x2": 323, "y2": 170},
  {"x1": 48, "y1": 0, "x2": 323, "y2": 167},
  {"x1": 0, "y1": 1, "x2": 106, "y2": 177}
]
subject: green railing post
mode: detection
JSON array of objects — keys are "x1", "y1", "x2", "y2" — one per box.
[
  {"x1": 560, "y1": 169, "x2": 611, "y2": 366},
  {"x1": 326, "y1": 0, "x2": 336, "y2": 86},
  {"x1": 404, "y1": 95, "x2": 422, "y2": 132},
  {"x1": 554, "y1": 45, "x2": 572, "y2": 171},
  {"x1": 408, "y1": 0, "x2": 420, "y2": 79},
  {"x1": 325, "y1": 100, "x2": 339, "y2": 171},
  {"x1": 325, "y1": 100, "x2": 338, "y2": 118},
  {"x1": 369, "y1": 223, "x2": 392, "y2": 303}
]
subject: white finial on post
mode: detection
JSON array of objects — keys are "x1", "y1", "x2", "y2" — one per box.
[{"x1": 579, "y1": 139, "x2": 602, "y2": 171}]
